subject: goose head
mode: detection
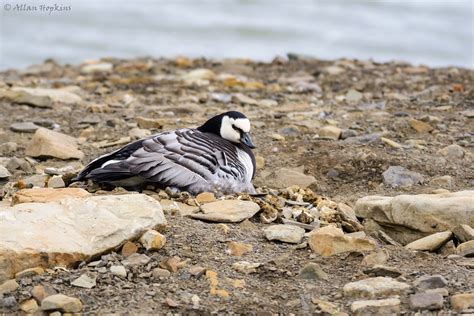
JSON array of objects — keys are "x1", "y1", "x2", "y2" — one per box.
[{"x1": 197, "y1": 111, "x2": 256, "y2": 148}]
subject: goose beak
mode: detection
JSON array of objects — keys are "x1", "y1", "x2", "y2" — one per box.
[{"x1": 241, "y1": 132, "x2": 256, "y2": 148}]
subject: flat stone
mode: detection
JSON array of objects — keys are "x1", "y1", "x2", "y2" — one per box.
[
  {"x1": 0, "y1": 165, "x2": 11, "y2": 179},
  {"x1": 414, "y1": 274, "x2": 448, "y2": 290},
  {"x1": 10, "y1": 87, "x2": 81, "y2": 106},
  {"x1": 81, "y1": 62, "x2": 113, "y2": 74},
  {"x1": 0, "y1": 88, "x2": 51, "y2": 108},
  {"x1": 405, "y1": 231, "x2": 452, "y2": 251},
  {"x1": 26, "y1": 128, "x2": 84, "y2": 160},
  {"x1": 430, "y1": 175, "x2": 454, "y2": 188},
  {"x1": 451, "y1": 293, "x2": 474, "y2": 311},
  {"x1": 382, "y1": 166, "x2": 424, "y2": 187},
  {"x1": 122, "y1": 253, "x2": 151, "y2": 267},
  {"x1": 232, "y1": 261, "x2": 261, "y2": 274},
  {"x1": 47, "y1": 175, "x2": 65, "y2": 188},
  {"x1": 71, "y1": 272, "x2": 97, "y2": 289},
  {"x1": 22, "y1": 174, "x2": 48, "y2": 188},
  {"x1": 15, "y1": 267, "x2": 44, "y2": 279},
  {"x1": 263, "y1": 224, "x2": 305, "y2": 244},
  {"x1": 453, "y1": 224, "x2": 474, "y2": 242},
  {"x1": 110, "y1": 265, "x2": 127, "y2": 278},
  {"x1": 355, "y1": 190, "x2": 474, "y2": 244},
  {"x1": 152, "y1": 267, "x2": 171, "y2": 278},
  {"x1": 409, "y1": 118, "x2": 433, "y2": 133},
  {"x1": 121, "y1": 241, "x2": 138, "y2": 257},
  {"x1": 343, "y1": 277, "x2": 410, "y2": 298},
  {"x1": 10, "y1": 122, "x2": 40, "y2": 133},
  {"x1": 20, "y1": 298, "x2": 38, "y2": 313},
  {"x1": 12, "y1": 188, "x2": 90, "y2": 205},
  {"x1": 0, "y1": 279, "x2": 19, "y2": 294},
  {"x1": 409, "y1": 292, "x2": 444, "y2": 310},
  {"x1": 195, "y1": 192, "x2": 216, "y2": 204},
  {"x1": 350, "y1": 298, "x2": 400, "y2": 316},
  {"x1": 361, "y1": 250, "x2": 389, "y2": 267},
  {"x1": 139, "y1": 230, "x2": 166, "y2": 251},
  {"x1": 299, "y1": 262, "x2": 328, "y2": 280},
  {"x1": 182, "y1": 68, "x2": 215, "y2": 82},
  {"x1": 308, "y1": 226, "x2": 376, "y2": 256},
  {"x1": 227, "y1": 241, "x2": 253, "y2": 256},
  {"x1": 457, "y1": 240, "x2": 474, "y2": 256},
  {"x1": 438, "y1": 144, "x2": 465, "y2": 159},
  {"x1": 160, "y1": 199, "x2": 199, "y2": 216},
  {"x1": 346, "y1": 89, "x2": 363, "y2": 103},
  {"x1": 363, "y1": 265, "x2": 401, "y2": 278},
  {"x1": 190, "y1": 200, "x2": 260, "y2": 223},
  {"x1": 318, "y1": 125, "x2": 342, "y2": 140},
  {"x1": 41, "y1": 294, "x2": 83, "y2": 313},
  {"x1": 261, "y1": 167, "x2": 317, "y2": 189},
  {"x1": 0, "y1": 194, "x2": 166, "y2": 282}
]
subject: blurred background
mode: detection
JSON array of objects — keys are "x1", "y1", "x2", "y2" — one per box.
[{"x1": 0, "y1": 0, "x2": 472, "y2": 70}]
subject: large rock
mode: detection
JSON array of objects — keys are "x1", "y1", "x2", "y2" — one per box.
[
  {"x1": 308, "y1": 226, "x2": 376, "y2": 256},
  {"x1": 190, "y1": 200, "x2": 260, "y2": 223},
  {"x1": 0, "y1": 194, "x2": 166, "y2": 282},
  {"x1": 355, "y1": 190, "x2": 474, "y2": 244},
  {"x1": 405, "y1": 231, "x2": 452, "y2": 252},
  {"x1": 343, "y1": 277, "x2": 411, "y2": 299},
  {"x1": 26, "y1": 128, "x2": 84, "y2": 160},
  {"x1": 12, "y1": 188, "x2": 90, "y2": 205}
]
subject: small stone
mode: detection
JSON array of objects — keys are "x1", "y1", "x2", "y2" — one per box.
[
  {"x1": 343, "y1": 277, "x2": 410, "y2": 298},
  {"x1": 363, "y1": 265, "x2": 401, "y2": 278},
  {"x1": 190, "y1": 200, "x2": 260, "y2": 223},
  {"x1": 262, "y1": 167, "x2": 316, "y2": 189},
  {"x1": 430, "y1": 175, "x2": 454, "y2": 188},
  {"x1": 165, "y1": 297, "x2": 179, "y2": 308},
  {"x1": 216, "y1": 223, "x2": 230, "y2": 234},
  {"x1": 81, "y1": 62, "x2": 113, "y2": 74},
  {"x1": 26, "y1": 128, "x2": 84, "y2": 160},
  {"x1": 308, "y1": 226, "x2": 376, "y2": 256},
  {"x1": 128, "y1": 127, "x2": 151, "y2": 140},
  {"x1": 351, "y1": 298, "x2": 400, "y2": 315},
  {"x1": 20, "y1": 298, "x2": 39, "y2": 313},
  {"x1": 438, "y1": 144, "x2": 465, "y2": 159},
  {"x1": 409, "y1": 118, "x2": 433, "y2": 133},
  {"x1": 0, "y1": 142, "x2": 18, "y2": 154},
  {"x1": 346, "y1": 89, "x2": 363, "y2": 103},
  {"x1": 136, "y1": 117, "x2": 164, "y2": 129},
  {"x1": 312, "y1": 298, "x2": 338, "y2": 314},
  {"x1": 380, "y1": 137, "x2": 402, "y2": 149},
  {"x1": 271, "y1": 133, "x2": 285, "y2": 141},
  {"x1": 453, "y1": 224, "x2": 474, "y2": 242},
  {"x1": 188, "y1": 266, "x2": 206, "y2": 277},
  {"x1": 409, "y1": 292, "x2": 444, "y2": 310},
  {"x1": 122, "y1": 253, "x2": 151, "y2": 267},
  {"x1": 361, "y1": 250, "x2": 389, "y2": 267},
  {"x1": 318, "y1": 126, "x2": 342, "y2": 140},
  {"x1": 71, "y1": 272, "x2": 97, "y2": 289},
  {"x1": 15, "y1": 267, "x2": 44, "y2": 279},
  {"x1": 0, "y1": 279, "x2": 19, "y2": 295},
  {"x1": 21, "y1": 174, "x2": 48, "y2": 188},
  {"x1": 110, "y1": 265, "x2": 127, "y2": 278},
  {"x1": 159, "y1": 256, "x2": 181, "y2": 273},
  {"x1": 450, "y1": 293, "x2": 474, "y2": 311},
  {"x1": 227, "y1": 241, "x2": 253, "y2": 256},
  {"x1": 196, "y1": 192, "x2": 216, "y2": 204},
  {"x1": 0, "y1": 165, "x2": 11, "y2": 178},
  {"x1": 121, "y1": 241, "x2": 138, "y2": 258},
  {"x1": 12, "y1": 188, "x2": 90, "y2": 204},
  {"x1": 232, "y1": 261, "x2": 261, "y2": 274},
  {"x1": 31, "y1": 285, "x2": 56, "y2": 303},
  {"x1": 457, "y1": 240, "x2": 474, "y2": 256},
  {"x1": 414, "y1": 275, "x2": 448, "y2": 290},
  {"x1": 152, "y1": 267, "x2": 171, "y2": 278},
  {"x1": 255, "y1": 156, "x2": 265, "y2": 169},
  {"x1": 299, "y1": 262, "x2": 328, "y2": 280},
  {"x1": 1, "y1": 296, "x2": 17, "y2": 308},
  {"x1": 382, "y1": 165, "x2": 424, "y2": 187},
  {"x1": 10, "y1": 122, "x2": 40, "y2": 133},
  {"x1": 325, "y1": 65, "x2": 345, "y2": 75},
  {"x1": 263, "y1": 224, "x2": 305, "y2": 244},
  {"x1": 182, "y1": 68, "x2": 215, "y2": 81},
  {"x1": 47, "y1": 175, "x2": 65, "y2": 188},
  {"x1": 231, "y1": 93, "x2": 258, "y2": 106},
  {"x1": 139, "y1": 230, "x2": 166, "y2": 251},
  {"x1": 405, "y1": 231, "x2": 452, "y2": 252},
  {"x1": 41, "y1": 294, "x2": 83, "y2": 313}
]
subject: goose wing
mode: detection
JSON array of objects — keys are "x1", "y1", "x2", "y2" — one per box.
[{"x1": 80, "y1": 129, "x2": 250, "y2": 191}]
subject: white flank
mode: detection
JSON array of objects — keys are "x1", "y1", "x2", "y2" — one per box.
[
  {"x1": 237, "y1": 148, "x2": 253, "y2": 182},
  {"x1": 101, "y1": 159, "x2": 121, "y2": 168}
]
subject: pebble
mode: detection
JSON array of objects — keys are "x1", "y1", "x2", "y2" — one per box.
[
  {"x1": 346, "y1": 89, "x2": 363, "y2": 103},
  {"x1": 318, "y1": 126, "x2": 342, "y2": 140},
  {"x1": 47, "y1": 175, "x2": 65, "y2": 188},
  {"x1": 81, "y1": 62, "x2": 113, "y2": 74},
  {"x1": 263, "y1": 224, "x2": 305, "y2": 244},
  {"x1": 343, "y1": 277, "x2": 410, "y2": 298},
  {"x1": 430, "y1": 175, "x2": 454, "y2": 188},
  {"x1": 413, "y1": 274, "x2": 448, "y2": 290},
  {"x1": 308, "y1": 226, "x2": 376, "y2": 256},
  {"x1": 0, "y1": 165, "x2": 11, "y2": 178},
  {"x1": 110, "y1": 265, "x2": 127, "y2": 278},
  {"x1": 457, "y1": 240, "x2": 474, "y2": 256},
  {"x1": 299, "y1": 262, "x2": 328, "y2": 280},
  {"x1": 41, "y1": 294, "x2": 83, "y2": 313},
  {"x1": 382, "y1": 165, "x2": 424, "y2": 187},
  {"x1": 227, "y1": 241, "x2": 253, "y2": 256},
  {"x1": 139, "y1": 230, "x2": 166, "y2": 251},
  {"x1": 122, "y1": 253, "x2": 151, "y2": 267},
  {"x1": 232, "y1": 261, "x2": 261, "y2": 274},
  {"x1": 405, "y1": 231, "x2": 452, "y2": 252},
  {"x1": 231, "y1": 93, "x2": 258, "y2": 106},
  {"x1": 71, "y1": 272, "x2": 97, "y2": 289},
  {"x1": 361, "y1": 250, "x2": 389, "y2": 267},
  {"x1": 10, "y1": 122, "x2": 40, "y2": 133},
  {"x1": 128, "y1": 127, "x2": 151, "y2": 140},
  {"x1": 152, "y1": 267, "x2": 171, "y2": 278},
  {"x1": 159, "y1": 256, "x2": 181, "y2": 273},
  {"x1": 121, "y1": 241, "x2": 138, "y2": 257},
  {"x1": 350, "y1": 298, "x2": 400, "y2": 315},
  {"x1": 26, "y1": 128, "x2": 84, "y2": 160},
  {"x1": 438, "y1": 144, "x2": 465, "y2": 159},
  {"x1": 271, "y1": 133, "x2": 285, "y2": 141},
  {"x1": 19, "y1": 298, "x2": 38, "y2": 313},
  {"x1": 409, "y1": 118, "x2": 433, "y2": 133},
  {"x1": 362, "y1": 265, "x2": 401, "y2": 278},
  {"x1": 195, "y1": 192, "x2": 216, "y2": 204},
  {"x1": 15, "y1": 267, "x2": 44, "y2": 279},
  {"x1": 450, "y1": 293, "x2": 474, "y2": 311},
  {"x1": 0, "y1": 279, "x2": 19, "y2": 295},
  {"x1": 182, "y1": 68, "x2": 215, "y2": 82},
  {"x1": 261, "y1": 167, "x2": 316, "y2": 189},
  {"x1": 453, "y1": 224, "x2": 474, "y2": 242},
  {"x1": 1, "y1": 296, "x2": 17, "y2": 308},
  {"x1": 380, "y1": 137, "x2": 402, "y2": 148},
  {"x1": 0, "y1": 142, "x2": 18, "y2": 154},
  {"x1": 188, "y1": 265, "x2": 206, "y2": 277},
  {"x1": 190, "y1": 199, "x2": 260, "y2": 223},
  {"x1": 409, "y1": 292, "x2": 444, "y2": 310}
]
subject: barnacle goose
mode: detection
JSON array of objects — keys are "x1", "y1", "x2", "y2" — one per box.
[{"x1": 74, "y1": 111, "x2": 257, "y2": 194}]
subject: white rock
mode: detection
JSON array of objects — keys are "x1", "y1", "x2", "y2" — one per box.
[
  {"x1": 263, "y1": 224, "x2": 305, "y2": 244},
  {"x1": 11, "y1": 87, "x2": 82, "y2": 105},
  {"x1": 81, "y1": 62, "x2": 113, "y2": 74},
  {"x1": 26, "y1": 128, "x2": 84, "y2": 160},
  {"x1": 190, "y1": 200, "x2": 260, "y2": 223},
  {"x1": 47, "y1": 175, "x2": 65, "y2": 188},
  {"x1": 0, "y1": 165, "x2": 11, "y2": 178},
  {"x1": 41, "y1": 294, "x2": 82, "y2": 313},
  {"x1": 71, "y1": 272, "x2": 97, "y2": 289},
  {"x1": 405, "y1": 231, "x2": 452, "y2": 251},
  {"x1": 110, "y1": 265, "x2": 127, "y2": 278},
  {"x1": 343, "y1": 277, "x2": 410, "y2": 298},
  {"x1": 0, "y1": 194, "x2": 166, "y2": 282}
]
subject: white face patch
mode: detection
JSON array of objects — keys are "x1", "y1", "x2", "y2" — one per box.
[{"x1": 220, "y1": 116, "x2": 245, "y2": 143}]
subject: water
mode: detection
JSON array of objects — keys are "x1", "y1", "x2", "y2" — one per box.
[{"x1": 0, "y1": 0, "x2": 472, "y2": 70}]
